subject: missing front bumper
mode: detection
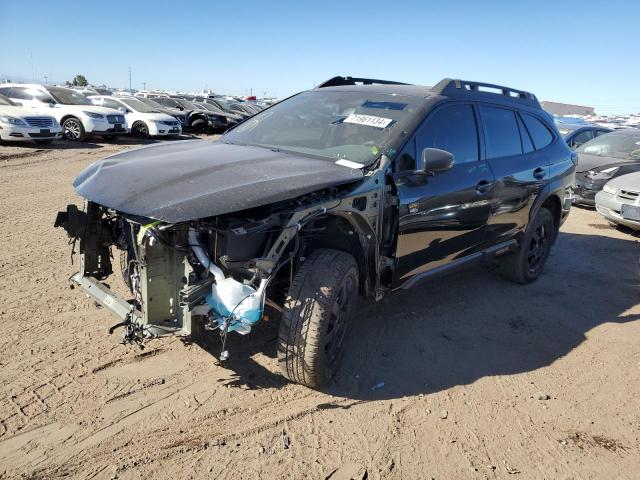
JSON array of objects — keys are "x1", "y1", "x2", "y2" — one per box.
[{"x1": 71, "y1": 272, "x2": 183, "y2": 338}]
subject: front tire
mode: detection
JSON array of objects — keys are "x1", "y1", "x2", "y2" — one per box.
[
  {"x1": 191, "y1": 118, "x2": 208, "y2": 133},
  {"x1": 132, "y1": 121, "x2": 149, "y2": 137},
  {"x1": 499, "y1": 207, "x2": 555, "y2": 284},
  {"x1": 278, "y1": 249, "x2": 359, "y2": 388},
  {"x1": 62, "y1": 117, "x2": 86, "y2": 141}
]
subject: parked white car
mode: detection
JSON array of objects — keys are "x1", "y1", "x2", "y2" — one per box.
[
  {"x1": 0, "y1": 84, "x2": 126, "y2": 141},
  {"x1": 89, "y1": 96, "x2": 182, "y2": 137},
  {"x1": 595, "y1": 172, "x2": 640, "y2": 230},
  {"x1": 0, "y1": 93, "x2": 62, "y2": 144}
]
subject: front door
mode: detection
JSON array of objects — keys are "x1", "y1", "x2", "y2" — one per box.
[{"x1": 393, "y1": 103, "x2": 496, "y2": 287}]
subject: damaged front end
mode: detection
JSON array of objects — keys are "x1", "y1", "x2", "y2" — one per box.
[
  {"x1": 54, "y1": 175, "x2": 386, "y2": 357},
  {"x1": 54, "y1": 202, "x2": 280, "y2": 349}
]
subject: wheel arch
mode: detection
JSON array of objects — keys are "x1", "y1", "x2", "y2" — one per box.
[
  {"x1": 292, "y1": 211, "x2": 378, "y2": 298},
  {"x1": 60, "y1": 114, "x2": 81, "y2": 125},
  {"x1": 530, "y1": 187, "x2": 563, "y2": 240}
]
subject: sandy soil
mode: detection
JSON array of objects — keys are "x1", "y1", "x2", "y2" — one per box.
[{"x1": 1, "y1": 137, "x2": 639, "y2": 480}]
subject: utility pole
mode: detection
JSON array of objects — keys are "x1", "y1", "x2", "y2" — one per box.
[
  {"x1": 128, "y1": 66, "x2": 132, "y2": 91},
  {"x1": 44, "y1": 75, "x2": 48, "y2": 85},
  {"x1": 142, "y1": 81, "x2": 146, "y2": 90}
]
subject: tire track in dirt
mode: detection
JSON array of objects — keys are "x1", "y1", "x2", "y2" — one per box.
[{"x1": 1, "y1": 140, "x2": 640, "y2": 479}]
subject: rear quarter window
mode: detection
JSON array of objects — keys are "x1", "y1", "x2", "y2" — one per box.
[{"x1": 522, "y1": 113, "x2": 554, "y2": 149}]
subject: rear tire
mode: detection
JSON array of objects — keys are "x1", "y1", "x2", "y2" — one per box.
[
  {"x1": 62, "y1": 117, "x2": 86, "y2": 141},
  {"x1": 498, "y1": 207, "x2": 555, "y2": 284},
  {"x1": 278, "y1": 249, "x2": 359, "y2": 388}
]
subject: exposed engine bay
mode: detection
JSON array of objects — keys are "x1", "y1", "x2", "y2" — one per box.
[{"x1": 55, "y1": 168, "x2": 395, "y2": 358}]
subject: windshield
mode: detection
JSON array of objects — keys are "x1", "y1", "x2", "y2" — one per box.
[
  {"x1": 195, "y1": 102, "x2": 217, "y2": 112},
  {"x1": 175, "y1": 99, "x2": 199, "y2": 110},
  {"x1": 137, "y1": 97, "x2": 166, "y2": 109},
  {"x1": 212, "y1": 98, "x2": 232, "y2": 110},
  {"x1": 557, "y1": 125, "x2": 579, "y2": 136},
  {"x1": 121, "y1": 98, "x2": 163, "y2": 113},
  {"x1": 577, "y1": 131, "x2": 640, "y2": 160},
  {"x1": 154, "y1": 97, "x2": 181, "y2": 109},
  {"x1": 48, "y1": 87, "x2": 93, "y2": 105},
  {"x1": 223, "y1": 90, "x2": 421, "y2": 165},
  {"x1": 0, "y1": 93, "x2": 16, "y2": 106}
]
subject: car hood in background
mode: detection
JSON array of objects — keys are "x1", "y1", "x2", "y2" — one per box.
[
  {"x1": 139, "y1": 112, "x2": 180, "y2": 122},
  {"x1": 73, "y1": 140, "x2": 364, "y2": 222},
  {"x1": 606, "y1": 171, "x2": 640, "y2": 190},
  {"x1": 575, "y1": 152, "x2": 637, "y2": 173},
  {"x1": 0, "y1": 105, "x2": 58, "y2": 119}
]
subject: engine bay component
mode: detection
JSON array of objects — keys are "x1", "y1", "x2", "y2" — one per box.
[{"x1": 187, "y1": 227, "x2": 268, "y2": 335}]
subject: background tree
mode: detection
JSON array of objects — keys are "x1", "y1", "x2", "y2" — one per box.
[{"x1": 72, "y1": 74, "x2": 88, "y2": 86}]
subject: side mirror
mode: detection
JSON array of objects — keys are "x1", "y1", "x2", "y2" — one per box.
[
  {"x1": 118, "y1": 107, "x2": 127, "y2": 113},
  {"x1": 422, "y1": 148, "x2": 454, "y2": 173}
]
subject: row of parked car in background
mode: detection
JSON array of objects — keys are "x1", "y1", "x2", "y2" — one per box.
[
  {"x1": 2, "y1": 81, "x2": 640, "y2": 231},
  {"x1": 549, "y1": 116, "x2": 640, "y2": 230},
  {"x1": 0, "y1": 83, "x2": 273, "y2": 143}
]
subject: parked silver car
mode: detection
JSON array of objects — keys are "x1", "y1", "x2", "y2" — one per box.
[{"x1": 595, "y1": 171, "x2": 640, "y2": 229}]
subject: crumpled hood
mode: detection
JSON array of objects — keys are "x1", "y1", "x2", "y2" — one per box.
[{"x1": 73, "y1": 140, "x2": 364, "y2": 222}]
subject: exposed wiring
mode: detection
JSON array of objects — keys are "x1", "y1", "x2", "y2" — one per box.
[{"x1": 219, "y1": 291, "x2": 255, "y2": 362}]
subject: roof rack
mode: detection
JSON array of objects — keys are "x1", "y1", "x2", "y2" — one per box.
[
  {"x1": 317, "y1": 76, "x2": 410, "y2": 88},
  {"x1": 431, "y1": 78, "x2": 541, "y2": 109}
]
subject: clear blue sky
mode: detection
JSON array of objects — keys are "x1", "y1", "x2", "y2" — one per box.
[{"x1": 1, "y1": 0, "x2": 638, "y2": 114}]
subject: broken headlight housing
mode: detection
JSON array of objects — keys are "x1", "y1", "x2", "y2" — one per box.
[{"x1": 586, "y1": 166, "x2": 619, "y2": 181}]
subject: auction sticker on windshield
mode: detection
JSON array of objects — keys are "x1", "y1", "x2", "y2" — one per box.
[{"x1": 343, "y1": 114, "x2": 393, "y2": 129}]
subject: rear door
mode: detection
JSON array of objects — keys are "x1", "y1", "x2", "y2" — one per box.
[
  {"x1": 393, "y1": 102, "x2": 496, "y2": 286},
  {"x1": 478, "y1": 105, "x2": 551, "y2": 241}
]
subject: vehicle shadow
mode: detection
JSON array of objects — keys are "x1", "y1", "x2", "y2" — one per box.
[
  {"x1": 188, "y1": 231, "x2": 640, "y2": 400},
  {"x1": 185, "y1": 318, "x2": 288, "y2": 390}
]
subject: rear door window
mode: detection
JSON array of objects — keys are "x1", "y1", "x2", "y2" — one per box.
[
  {"x1": 478, "y1": 106, "x2": 522, "y2": 159},
  {"x1": 521, "y1": 113, "x2": 554, "y2": 149}
]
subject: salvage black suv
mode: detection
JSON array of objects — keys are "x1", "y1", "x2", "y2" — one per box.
[{"x1": 55, "y1": 76, "x2": 575, "y2": 388}]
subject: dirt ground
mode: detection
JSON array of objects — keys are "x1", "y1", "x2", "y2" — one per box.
[{"x1": 1, "y1": 136, "x2": 639, "y2": 480}]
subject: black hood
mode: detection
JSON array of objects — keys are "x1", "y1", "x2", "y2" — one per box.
[{"x1": 73, "y1": 140, "x2": 364, "y2": 222}]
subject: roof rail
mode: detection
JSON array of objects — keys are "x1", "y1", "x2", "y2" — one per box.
[
  {"x1": 317, "y1": 76, "x2": 410, "y2": 88},
  {"x1": 431, "y1": 78, "x2": 541, "y2": 109}
]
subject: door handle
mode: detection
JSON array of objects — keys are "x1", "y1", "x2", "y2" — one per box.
[
  {"x1": 475, "y1": 180, "x2": 494, "y2": 194},
  {"x1": 533, "y1": 167, "x2": 546, "y2": 180}
]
